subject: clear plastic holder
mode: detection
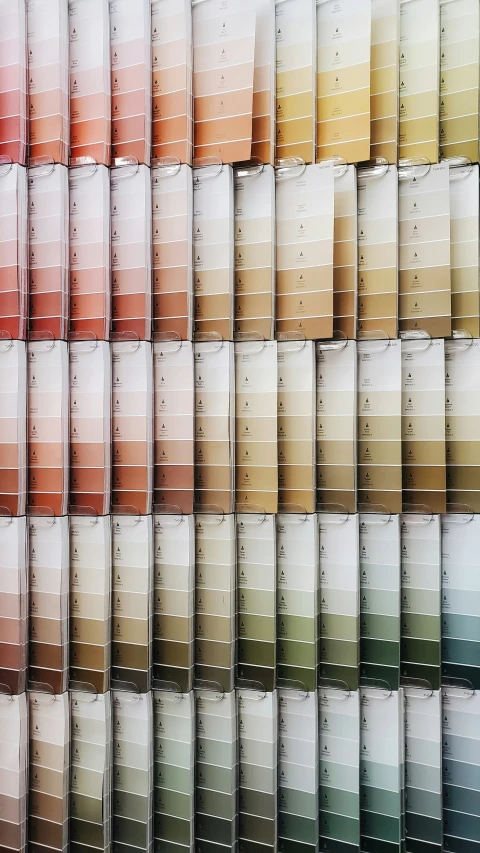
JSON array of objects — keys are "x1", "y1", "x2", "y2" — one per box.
[
  {"x1": 193, "y1": 330, "x2": 224, "y2": 348},
  {"x1": 27, "y1": 155, "x2": 56, "y2": 177},
  {"x1": 68, "y1": 504, "x2": 100, "y2": 518},
  {"x1": 27, "y1": 330, "x2": 56, "y2": 348},
  {"x1": 26, "y1": 506, "x2": 58, "y2": 519},
  {"x1": 194, "y1": 679, "x2": 226, "y2": 701},
  {"x1": 401, "y1": 504, "x2": 434, "y2": 523},
  {"x1": 316, "y1": 331, "x2": 349, "y2": 352},
  {"x1": 398, "y1": 156, "x2": 431, "y2": 181},
  {"x1": 236, "y1": 678, "x2": 267, "y2": 699},
  {"x1": 0, "y1": 331, "x2": 13, "y2": 351},
  {"x1": 152, "y1": 329, "x2": 183, "y2": 346},
  {"x1": 401, "y1": 677, "x2": 434, "y2": 699},
  {"x1": 357, "y1": 157, "x2": 390, "y2": 180},
  {"x1": 357, "y1": 329, "x2": 391, "y2": 350},
  {"x1": 234, "y1": 158, "x2": 264, "y2": 179},
  {"x1": 151, "y1": 678, "x2": 183, "y2": 700},
  {"x1": 111, "y1": 156, "x2": 140, "y2": 178},
  {"x1": 0, "y1": 683, "x2": 13, "y2": 701},
  {"x1": 441, "y1": 677, "x2": 476, "y2": 699},
  {"x1": 443, "y1": 155, "x2": 473, "y2": 180},
  {"x1": 153, "y1": 504, "x2": 184, "y2": 521},
  {"x1": 69, "y1": 681, "x2": 99, "y2": 700},
  {"x1": 111, "y1": 680, "x2": 141, "y2": 698},
  {"x1": 275, "y1": 157, "x2": 306, "y2": 180},
  {"x1": 277, "y1": 678, "x2": 309, "y2": 700},
  {"x1": 193, "y1": 156, "x2": 223, "y2": 180},
  {"x1": 233, "y1": 330, "x2": 266, "y2": 344},
  {"x1": 112, "y1": 507, "x2": 142, "y2": 522},
  {"x1": 68, "y1": 330, "x2": 99, "y2": 347},
  {"x1": 194, "y1": 506, "x2": 225, "y2": 523},
  {"x1": 27, "y1": 680, "x2": 56, "y2": 699},
  {"x1": 235, "y1": 507, "x2": 267, "y2": 523},
  {"x1": 151, "y1": 155, "x2": 181, "y2": 178},
  {"x1": 0, "y1": 155, "x2": 13, "y2": 177},
  {"x1": 276, "y1": 506, "x2": 308, "y2": 522},
  {"x1": 110, "y1": 329, "x2": 142, "y2": 346},
  {"x1": 400, "y1": 329, "x2": 432, "y2": 351},
  {"x1": 360, "y1": 677, "x2": 393, "y2": 699},
  {"x1": 318, "y1": 677, "x2": 352, "y2": 699},
  {"x1": 358, "y1": 505, "x2": 392, "y2": 524},
  {"x1": 69, "y1": 156, "x2": 98, "y2": 178},
  {"x1": 317, "y1": 506, "x2": 350, "y2": 523},
  {"x1": 442, "y1": 504, "x2": 474, "y2": 522},
  {"x1": 317, "y1": 155, "x2": 349, "y2": 179}
]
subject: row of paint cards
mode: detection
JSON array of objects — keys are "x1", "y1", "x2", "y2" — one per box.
[
  {"x1": 28, "y1": 691, "x2": 69, "y2": 852},
  {"x1": 0, "y1": 0, "x2": 27, "y2": 164},
  {"x1": 0, "y1": 161, "x2": 28, "y2": 340},
  {"x1": 0, "y1": 692, "x2": 28, "y2": 852}
]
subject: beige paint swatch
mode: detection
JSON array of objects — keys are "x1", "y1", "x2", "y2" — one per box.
[
  {"x1": 278, "y1": 340, "x2": 316, "y2": 513},
  {"x1": 449, "y1": 161, "x2": 480, "y2": 337},
  {"x1": 371, "y1": 0, "x2": 399, "y2": 163},
  {"x1": 252, "y1": 0, "x2": 275, "y2": 164},
  {"x1": 333, "y1": 164, "x2": 357, "y2": 338},
  {"x1": 445, "y1": 338, "x2": 480, "y2": 512},
  {"x1": 440, "y1": 0, "x2": 480, "y2": 163},
  {"x1": 399, "y1": 0, "x2": 440, "y2": 163}
]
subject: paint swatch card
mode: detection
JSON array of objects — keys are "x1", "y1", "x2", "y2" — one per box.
[
  {"x1": 316, "y1": 339, "x2": 357, "y2": 514},
  {"x1": 237, "y1": 513, "x2": 276, "y2": 692},
  {"x1": 152, "y1": 163, "x2": 193, "y2": 342},
  {"x1": 110, "y1": 0, "x2": 151, "y2": 164},
  {"x1": 194, "y1": 341, "x2": 235, "y2": 514},
  {"x1": 445, "y1": 338, "x2": 480, "y2": 512},
  {"x1": 276, "y1": 161, "x2": 334, "y2": 340},
  {"x1": 0, "y1": 0, "x2": 27, "y2": 164},
  {"x1": 69, "y1": 0, "x2": 111, "y2": 165},
  {"x1": 0, "y1": 516, "x2": 27, "y2": 695},
  {"x1": 252, "y1": 0, "x2": 275, "y2": 165},
  {"x1": 28, "y1": 691, "x2": 69, "y2": 852},
  {"x1": 405, "y1": 688, "x2": 442, "y2": 853},
  {"x1": 235, "y1": 340, "x2": 277, "y2": 514},
  {"x1": 195, "y1": 513, "x2": 236, "y2": 693},
  {"x1": 234, "y1": 162, "x2": 275, "y2": 341},
  {"x1": 193, "y1": 0, "x2": 256, "y2": 164},
  {"x1": 153, "y1": 513, "x2": 195, "y2": 694},
  {"x1": 316, "y1": 0, "x2": 371, "y2": 164},
  {"x1": 442, "y1": 687, "x2": 480, "y2": 853},
  {"x1": 371, "y1": 0, "x2": 399, "y2": 164},
  {"x1": 333, "y1": 164, "x2": 357, "y2": 339},
  {"x1": 0, "y1": 161, "x2": 28, "y2": 339},
  {"x1": 449, "y1": 162, "x2": 480, "y2": 338},
  {"x1": 278, "y1": 689, "x2": 319, "y2": 852},
  {"x1": 440, "y1": 0, "x2": 480, "y2": 163},
  {"x1": 154, "y1": 341, "x2": 194, "y2": 515},
  {"x1": 399, "y1": 0, "x2": 440, "y2": 163},
  {"x1": 357, "y1": 164, "x2": 398, "y2": 340},
  {"x1": 238, "y1": 689, "x2": 277, "y2": 852},
  {"x1": 0, "y1": 692, "x2": 27, "y2": 853},
  {"x1": 278, "y1": 341, "x2": 315, "y2": 513},
  {"x1": 0, "y1": 339, "x2": 26, "y2": 517},
  {"x1": 275, "y1": 0, "x2": 316, "y2": 164},
  {"x1": 358, "y1": 339, "x2": 402, "y2": 514},
  {"x1": 112, "y1": 341, "x2": 153, "y2": 516},
  {"x1": 111, "y1": 514, "x2": 153, "y2": 694},
  {"x1": 151, "y1": 0, "x2": 193, "y2": 165},
  {"x1": 112, "y1": 690, "x2": 153, "y2": 853}
]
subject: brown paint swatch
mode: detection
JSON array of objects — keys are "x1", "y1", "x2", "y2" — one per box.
[
  {"x1": 449, "y1": 163, "x2": 480, "y2": 337},
  {"x1": 0, "y1": 517, "x2": 27, "y2": 695},
  {"x1": 0, "y1": 340, "x2": 26, "y2": 517},
  {"x1": 152, "y1": 0, "x2": 192, "y2": 165},
  {"x1": 446, "y1": 339, "x2": 480, "y2": 513},
  {"x1": 0, "y1": 161, "x2": 27, "y2": 340},
  {"x1": 334, "y1": 164, "x2": 357, "y2": 339},
  {"x1": 371, "y1": 0, "x2": 399, "y2": 164}
]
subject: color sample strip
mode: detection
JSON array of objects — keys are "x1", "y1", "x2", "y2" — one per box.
[
  {"x1": 238, "y1": 689, "x2": 277, "y2": 852},
  {"x1": 360, "y1": 513, "x2": 401, "y2": 691},
  {"x1": 370, "y1": 0, "x2": 399, "y2": 164},
  {"x1": 28, "y1": 691, "x2": 69, "y2": 852},
  {"x1": 0, "y1": 693, "x2": 27, "y2": 853},
  {"x1": 69, "y1": 515, "x2": 111, "y2": 695},
  {"x1": 112, "y1": 690, "x2": 153, "y2": 853},
  {"x1": 195, "y1": 513, "x2": 236, "y2": 693},
  {"x1": 276, "y1": 161, "x2": 334, "y2": 340},
  {"x1": 333, "y1": 164, "x2": 357, "y2": 339},
  {"x1": 278, "y1": 340, "x2": 316, "y2": 513},
  {"x1": 237, "y1": 513, "x2": 276, "y2": 692},
  {"x1": 0, "y1": 162, "x2": 28, "y2": 339},
  {"x1": 277, "y1": 512, "x2": 319, "y2": 692},
  {"x1": 193, "y1": 0, "x2": 256, "y2": 164},
  {"x1": 235, "y1": 340, "x2": 277, "y2": 514},
  {"x1": 69, "y1": 0, "x2": 111, "y2": 166},
  {"x1": 442, "y1": 688, "x2": 480, "y2": 853},
  {"x1": 445, "y1": 338, "x2": 480, "y2": 512},
  {"x1": 0, "y1": 339, "x2": 26, "y2": 517},
  {"x1": 278, "y1": 689, "x2": 319, "y2": 852},
  {"x1": 153, "y1": 513, "x2": 195, "y2": 694},
  {"x1": 252, "y1": 0, "x2": 275, "y2": 165},
  {"x1": 112, "y1": 341, "x2": 153, "y2": 516},
  {"x1": 316, "y1": 339, "x2": 357, "y2": 514},
  {"x1": 70, "y1": 341, "x2": 111, "y2": 517},
  {"x1": 110, "y1": 0, "x2": 151, "y2": 164},
  {"x1": 151, "y1": 0, "x2": 192, "y2": 165},
  {"x1": 234, "y1": 162, "x2": 275, "y2": 341},
  {"x1": 152, "y1": 163, "x2": 193, "y2": 342},
  {"x1": 0, "y1": 516, "x2": 27, "y2": 695},
  {"x1": 153, "y1": 689, "x2": 195, "y2": 853},
  {"x1": 111, "y1": 514, "x2": 153, "y2": 694},
  {"x1": 0, "y1": 0, "x2": 27, "y2": 164},
  {"x1": 357, "y1": 164, "x2": 398, "y2": 340},
  {"x1": 440, "y1": 0, "x2": 480, "y2": 163},
  {"x1": 153, "y1": 340, "x2": 194, "y2": 515},
  {"x1": 275, "y1": 0, "x2": 316, "y2": 164},
  {"x1": 194, "y1": 341, "x2": 235, "y2": 515},
  {"x1": 449, "y1": 162, "x2": 480, "y2": 337},
  {"x1": 399, "y1": 0, "x2": 440, "y2": 163},
  {"x1": 405, "y1": 688, "x2": 442, "y2": 853},
  {"x1": 316, "y1": 0, "x2": 371, "y2": 164},
  {"x1": 357, "y1": 339, "x2": 402, "y2": 515}
]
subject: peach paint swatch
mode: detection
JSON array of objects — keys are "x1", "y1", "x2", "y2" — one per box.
[
  {"x1": 112, "y1": 340, "x2": 153, "y2": 516},
  {"x1": 28, "y1": 515, "x2": 69, "y2": 694},
  {"x1": 371, "y1": 0, "x2": 399, "y2": 164},
  {"x1": 333, "y1": 163, "x2": 357, "y2": 339},
  {"x1": 440, "y1": 0, "x2": 480, "y2": 163},
  {"x1": 252, "y1": 0, "x2": 275, "y2": 164},
  {"x1": 0, "y1": 161, "x2": 28, "y2": 339},
  {"x1": 275, "y1": 0, "x2": 316, "y2": 164},
  {"x1": 234, "y1": 163, "x2": 275, "y2": 341},
  {"x1": 0, "y1": 0, "x2": 27, "y2": 164},
  {"x1": 449, "y1": 162, "x2": 480, "y2": 337},
  {"x1": 0, "y1": 516, "x2": 27, "y2": 695},
  {"x1": 278, "y1": 340, "x2": 316, "y2": 513},
  {"x1": 70, "y1": 341, "x2": 111, "y2": 516},
  {"x1": 152, "y1": 162, "x2": 193, "y2": 341},
  {"x1": 27, "y1": 340, "x2": 69, "y2": 516},
  {"x1": 0, "y1": 693, "x2": 27, "y2": 852},
  {"x1": 153, "y1": 341, "x2": 194, "y2": 515},
  {"x1": 152, "y1": 0, "x2": 193, "y2": 165},
  {"x1": 27, "y1": 0, "x2": 69, "y2": 165},
  {"x1": 69, "y1": 0, "x2": 111, "y2": 166},
  {"x1": 111, "y1": 0, "x2": 152, "y2": 165},
  {"x1": 28, "y1": 162, "x2": 69, "y2": 340},
  {"x1": 69, "y1": 163, "x2": 110, "y2": 341},
  {"x1": 28, "y1": 691, "x2": 69, "y2": 852},
  {"x1": 111, "y1": 162, "x2": 152, "y2": 341},
  {"x1": 445, "y1": 339, "x2": 480, "y2": 512},
  {"x1": 0, "y1": 340, "x2": 26, "y2": 517},
  {"x1": 193, "y1": 0, "x2": 256, "y2": 164}
]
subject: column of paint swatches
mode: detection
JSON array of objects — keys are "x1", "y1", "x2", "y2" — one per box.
[
  {"x1": 152, "y1": 163, "x2": 193, "y2": 341},
  {"x1": 252, "y1": 0, "x2": 275, "y2": 165},
  {"x1": 69, "y1": 163, "x2": 111, "y2": 341},
  {"x1": 235, "y1": 340, "x2": 277, "y2": 514},
  {"x1": 319, "y1": 512, "x2": 360, "y2": 691},
  {"x1": 237, "y1": 513, "x2": 276, "y2": 692},
  {"x1": 440, "y1": 0, "x2": 480, "y2": 162},
  {"x1": 70, "y1": 691, "x2": 112, "y2": 853},
  {"x1": 29, "y1": 515, "x2": 69, "y2": 693},
  {"x1": 69, "y1": 0, "x2": 111, "y2": 166},
  {"x1": 153, "y1": 513, "x2": 194, "y2": 693},
  {"x1": 0, "y1": 516, "x2": 27, "y2": 695},
  {"x1": 69, "y1": 515, "x2": 111, "y2": 694},
  {"x1": 0, "y1": 0, "x2": 27, "y2": 164},
  {"x1": 333, "y1": 164, "x2": 357, "y2": 339},
  {"x1": 28, "y1": 691, "x2": 69, "y2": 852},
  {"x1": 360, "y1": 513, "x2": 401, "y2": 690},
  {"x1": 370, "y1": 0, "x2": 399, "y2": 164},
  {"x1": 0, "y1": 692, "x2": 27, "y2": 853},
  {"x1": 316, "y1": 339, "x2": 357, "y2": 514},
  {"x1": 277, "y1": 512, "x2": 319, "y2": 692},
  {"x1": 112, "y1": 690, "x2": 153, "y2": 853},
  {"x1": 195, "y1": 513, "x2": 236, "y2": 693},
  {"x1": 399, "y1": 0, "x2": 440, "y2": 163},
  {"x1": 404, "y1": 688, "x2": 442, "y2": 853},
  {"x1": 0, "y1": 339, "x2": 26, "y2": 517},
  {"x1": 153, "y1": 340, "x2": 194, "y2": 515},
  {"x1": 153, "y1": 689, "x2": 195, "y2": 853},
  {"x1": 234, "y1": 162, "x2": 275, "y2": 341},
  {"x1": 357, "y1": 164, "x2": 398, "y2": 340},
  {"x1": 111, "y1": 514, "x2": 153, "y2": 693},
  {"x1": 0, "y1": 161, "x2": 28, "y2": 339},
  {"x1": 357, "y1": 339, "x2": 402, "y2": 514},
  {"x1": 194, "y1": 341, "x2": 235, "y2": 514},
  {"x1": 151, "y1": 0, "x2": 192, "y2": 165},
  {"x1": 445, "y1": 338, "x2": 480, "y2": 512},
  {"x1": 112, "y1": 341, "x2": 153, "y2": 515},
  {"x1": 442, "y1": 687, "x2": 480, "y2": 853},
  {"x1": 277, "y1": 341, "x2": 315, "y2": 512},
  {"x1": 276, "y1": 161, "x2": 334, "y2": 340},
  {"x1": 275, "y1": 0, "x2": 316, "y2": 164},
  {"x1": 69, "y1": 341, "x2": 111, "y2": 516},
  {"x1": 449, "y1": 162, "x2": 480, "y2": 337},
  {"x1": 316, "y1": 0, "x2": 371, "y2": 164},
  {"x1": 278, "y1": 689, "x2": 319, "y2": 852},
  {"x1": 319, "y1": 687, "x2": 360, "y2": 853},
  {"x1": 27, "y1": 340, "x2": 69, "y2": 516},
  {"x1": 238, "y1": 689, "x2": 277, "y2": 852}
]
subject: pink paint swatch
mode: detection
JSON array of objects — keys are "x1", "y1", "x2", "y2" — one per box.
[
  {"x1": 0, "y1": 0, "x2": 27, "y2": 164},
  {"x1": 152, "y1": 0, "x2": 192, "y2": 165},
  {"x1": 0, "y1": 161, "x2": 28, "y2": 339},
  {"x1": 111, "y1": 0, "x2": 151, "y2": 165}
]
